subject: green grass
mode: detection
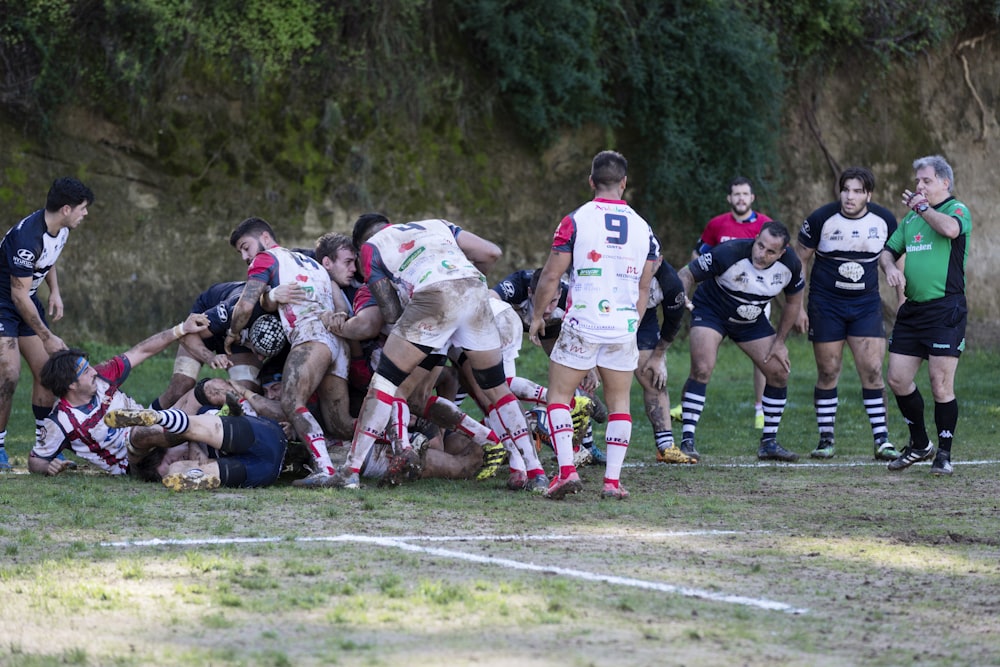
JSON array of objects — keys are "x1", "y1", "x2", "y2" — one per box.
[{"x1": 1, "y1": 335, "x2": 999, "y2": 666}]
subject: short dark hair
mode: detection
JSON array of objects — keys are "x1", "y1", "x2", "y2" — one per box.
[
  {"x1": 131, "y1": 448, "x2": 167, "y2": 483},
  {"x1": 46, "y1": 178, "x2": 94, "y2": 212},
  {"x1": 759, "y1": 220, "x2": 791, "y2": 246},
  {"x1": 839, "y1": 167, "x2": 875, "y2": 194},
  {"x1": 352, "y1": 213, "x2": 390, "y2": 250},
  {"x1": 40, "y1": 348, "x2": 91, "y2": 398},
  {"x1": 590, "y1": 151, "x2": 628, "y2": 188},
  {"x1": 229, "y1": 217, "x2": 277, "y2": 247},
  {"x1": 315, "y1": 232, "x2": 355, "y2": 263},
  {"x1": 728, "y1": 176, "x2": 754, "y2": 194}
]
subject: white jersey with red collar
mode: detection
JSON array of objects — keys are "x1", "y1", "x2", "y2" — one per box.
[
  {"x1": 360, "y1": 219, "x2": 483, "y2": 302},
  {"x1": 32, "y1": 356, "x2": 144, "y2": 475},
  {"x1": 552, "y1": 198, "x2": 658, "y2": 341}
]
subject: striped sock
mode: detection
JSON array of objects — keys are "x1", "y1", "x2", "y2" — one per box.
[{"x1": 158, "y1": 409, "x2": 190, "y2": 434}]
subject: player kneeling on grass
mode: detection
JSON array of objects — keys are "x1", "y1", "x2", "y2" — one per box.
[
  {"x1": 30, "y1": 313, "x2": 210, "y2": 477},
  {"x1": 106, "y1": 399, "x2": 287, "y2": 491}
]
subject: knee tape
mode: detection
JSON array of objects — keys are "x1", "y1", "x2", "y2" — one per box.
[
  {"x1": 375, "y1": 354, "x2": 410, "y2": 387},
  {"x1": 228, "y1": 364, "x2": 260, "y2": 384},
  {"x1": 172, "y1": 355, "x2": 201, "y2": 379},
  {"x1": 472, "y1": 362, "x2": 507, "y2": 390}
]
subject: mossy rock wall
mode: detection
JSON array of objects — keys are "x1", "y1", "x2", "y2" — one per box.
[{"x1": 1, "y1": 35, "x2": 998, "y2": 346}]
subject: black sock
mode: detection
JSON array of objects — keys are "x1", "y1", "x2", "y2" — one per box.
[
  {"x1": 894, "y1": 389, "x2": 929, "y2": 448},
  {"x1": 934, "y1": 399, "x2": 958, "y2": 453}
]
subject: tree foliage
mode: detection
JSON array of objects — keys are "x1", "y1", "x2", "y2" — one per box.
[{"x1": 1, "y1": 0, "x2": 996, "y2": 227}]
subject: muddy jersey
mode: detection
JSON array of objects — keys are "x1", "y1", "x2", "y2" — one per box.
[
  {"x1": 885, "y1": 197, "x2": 971, "y2": 303},
  {"x1": 32, "y1": 356, "x2": 144, "y2": 474},
  {"x1": 359, "y1": 219, "x2": 484, "y2": 301},
  {"x1": 689, "y1": 238, "x2": 804, "y2": 323},
  {"x1": 247, "y1": 246, "x2": 333, "y2": 345},
  {"x1": 798, "y1": 202, "x2": 896, "y2": 299},
  {"x1": 696, "y1": 210, "x2": 771, "y2": 255},
  {"x1": 0, "y1": 209, "x2": 70, "y2": 301},
  {"x1": 553, "y1": 197, "x2": 658, "y2": 341}
]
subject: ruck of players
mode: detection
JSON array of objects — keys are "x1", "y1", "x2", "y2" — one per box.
[{"x1": 1, "y1": 150, "x2": 971, "y2": 494}]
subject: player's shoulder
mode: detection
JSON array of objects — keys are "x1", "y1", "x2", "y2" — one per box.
[{"x1": 865, "y1": 202, "x2": 897, "y2": 224}]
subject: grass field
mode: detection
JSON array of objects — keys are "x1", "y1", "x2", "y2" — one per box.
[{"x1": 1, "y1": 335, "x2": 999, "y2": 666}]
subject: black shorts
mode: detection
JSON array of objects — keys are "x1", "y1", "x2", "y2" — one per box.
[{"x1": 888, "y1": 295, "x2": 966, "y2": 359}]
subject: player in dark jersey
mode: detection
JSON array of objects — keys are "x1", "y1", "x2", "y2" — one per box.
[
  {"x1": 0, "y1": 177, "x2": 93, "y2": 471},
  {"x1": 681, "y1": 176, "x2": 774, "y2": 430},
  {"x1": 676, "y1": 221, "x2": 805, "y2": 462},
  {"x1": 880, "y1": 155, "x2": 971, "y2": 476},
  {"x1": 636, "y1": 256, "x2": 696, "y2": 464},
  {"x1": 794, "y1": 167, "x2": 901, "y2": 461},
  {"x1": 152, "y1": 281, "x2": 286, "y2": 409}
]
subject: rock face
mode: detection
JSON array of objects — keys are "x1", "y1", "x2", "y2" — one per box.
[{"x1": 0, "y1": 35, "x2": 997, "y2": 344}]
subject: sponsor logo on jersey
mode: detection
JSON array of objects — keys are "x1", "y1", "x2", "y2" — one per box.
[
  {"x1": 697, "y1": 254, "x2": 713, "y2": 271},
  {"x1": 499, "y1": 281, "x2": 515, "y2": 299},
  {"x1": 14, "y1": 248, "x2": 35, "y2": 268},
  {"x1": 627, "y1": 319, "x2": 638, "y2": 332},
  {"x1": 399, "y1": 246, "x2": 425, "y2": 271},
  {"x1": 838, "y1": 262, "x2": 864, "y2": 282},
  {"x1": 577, "y1": 268, "x2": 601, "y2": 277},
  {"x1": 598, "y1": 300, "x2": 611, "y2": 313},
  {"x1": 218, "y1": 304, "x2": 229, "y2": 322},
  {"x1": 800, "y1": 220, "x2": 811, "y2": 237},
  {"x1": 399, "y1": 240, "x2": 415, "y2": 252},
  {"x1": 440, "y1": 260, "x2": 456, "y2": 271},
  {"x1": 587, "y1": 250, "x2": 602, "y2": 262}
]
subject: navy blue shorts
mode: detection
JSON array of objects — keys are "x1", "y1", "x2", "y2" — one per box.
[
  {"x1": 636, "y1": 308, "x2": 660, "y2": 351},
  {"x1": 807, "y1": 292, "x2": 884, "y2": 342},
  {"x1": 690, "y1": 305, "x2": 775, "y2": 343},
  {"x1": 888, "y1": 295, "x2": 966, "y2": 359},
  {"x1": 217, "y1": 416, "x2": 287, "y2": 487},
  {"x1": 0, "y1": 296, "x2": 46, "y2": 338}
]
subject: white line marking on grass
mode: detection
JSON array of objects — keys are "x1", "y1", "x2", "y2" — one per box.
[
  {"x1": 101, "y1": 531, "x2": 807, "y2": 615},
  {"x1": 628, "y1": 459, "x2": 1000, "y2": 469}
]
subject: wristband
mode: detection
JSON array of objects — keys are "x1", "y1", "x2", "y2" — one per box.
[{"x1": 173, "y1": 323, "x2": 186, "y2": 339}]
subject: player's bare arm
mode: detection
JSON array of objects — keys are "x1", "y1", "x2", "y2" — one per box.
[
  {"x1": 225, "y1": 281, "x2": 267, "y2": 354},
  {"x1": 44, "y1": 268, "x2": 64, "y2": 321},
  {"x1": 456, "y1": 230, "x2": 502, "y2": 276},
  {"x1": 10, "y1": 275, "x2": 64, "y2": 353},
  {"x1": 529, "y1": 250, "x2": 570, "y2": 344},
  {"x1": 124, "y1": 313, "x2": 210, "y2": 368},
  {"x1": 370, "y1": 278, "x2": 403, "y2": 325},
  {"x1": 763, "y1": 290, "x2": 804, "y2": 371}
]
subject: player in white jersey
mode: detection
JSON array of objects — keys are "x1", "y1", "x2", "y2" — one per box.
[
  {"x1": 29, "y1": 312, "x2": 210, "y2": 476},
  {"x1": 530, "y1": 150, "x2": 658, "y2": 500},
  {"x1": 330, "y1": 213, "x2": 547, "y2": 491},
  {"x1": 225, "y1": 217, "x2": 353, "y2": 488}
]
